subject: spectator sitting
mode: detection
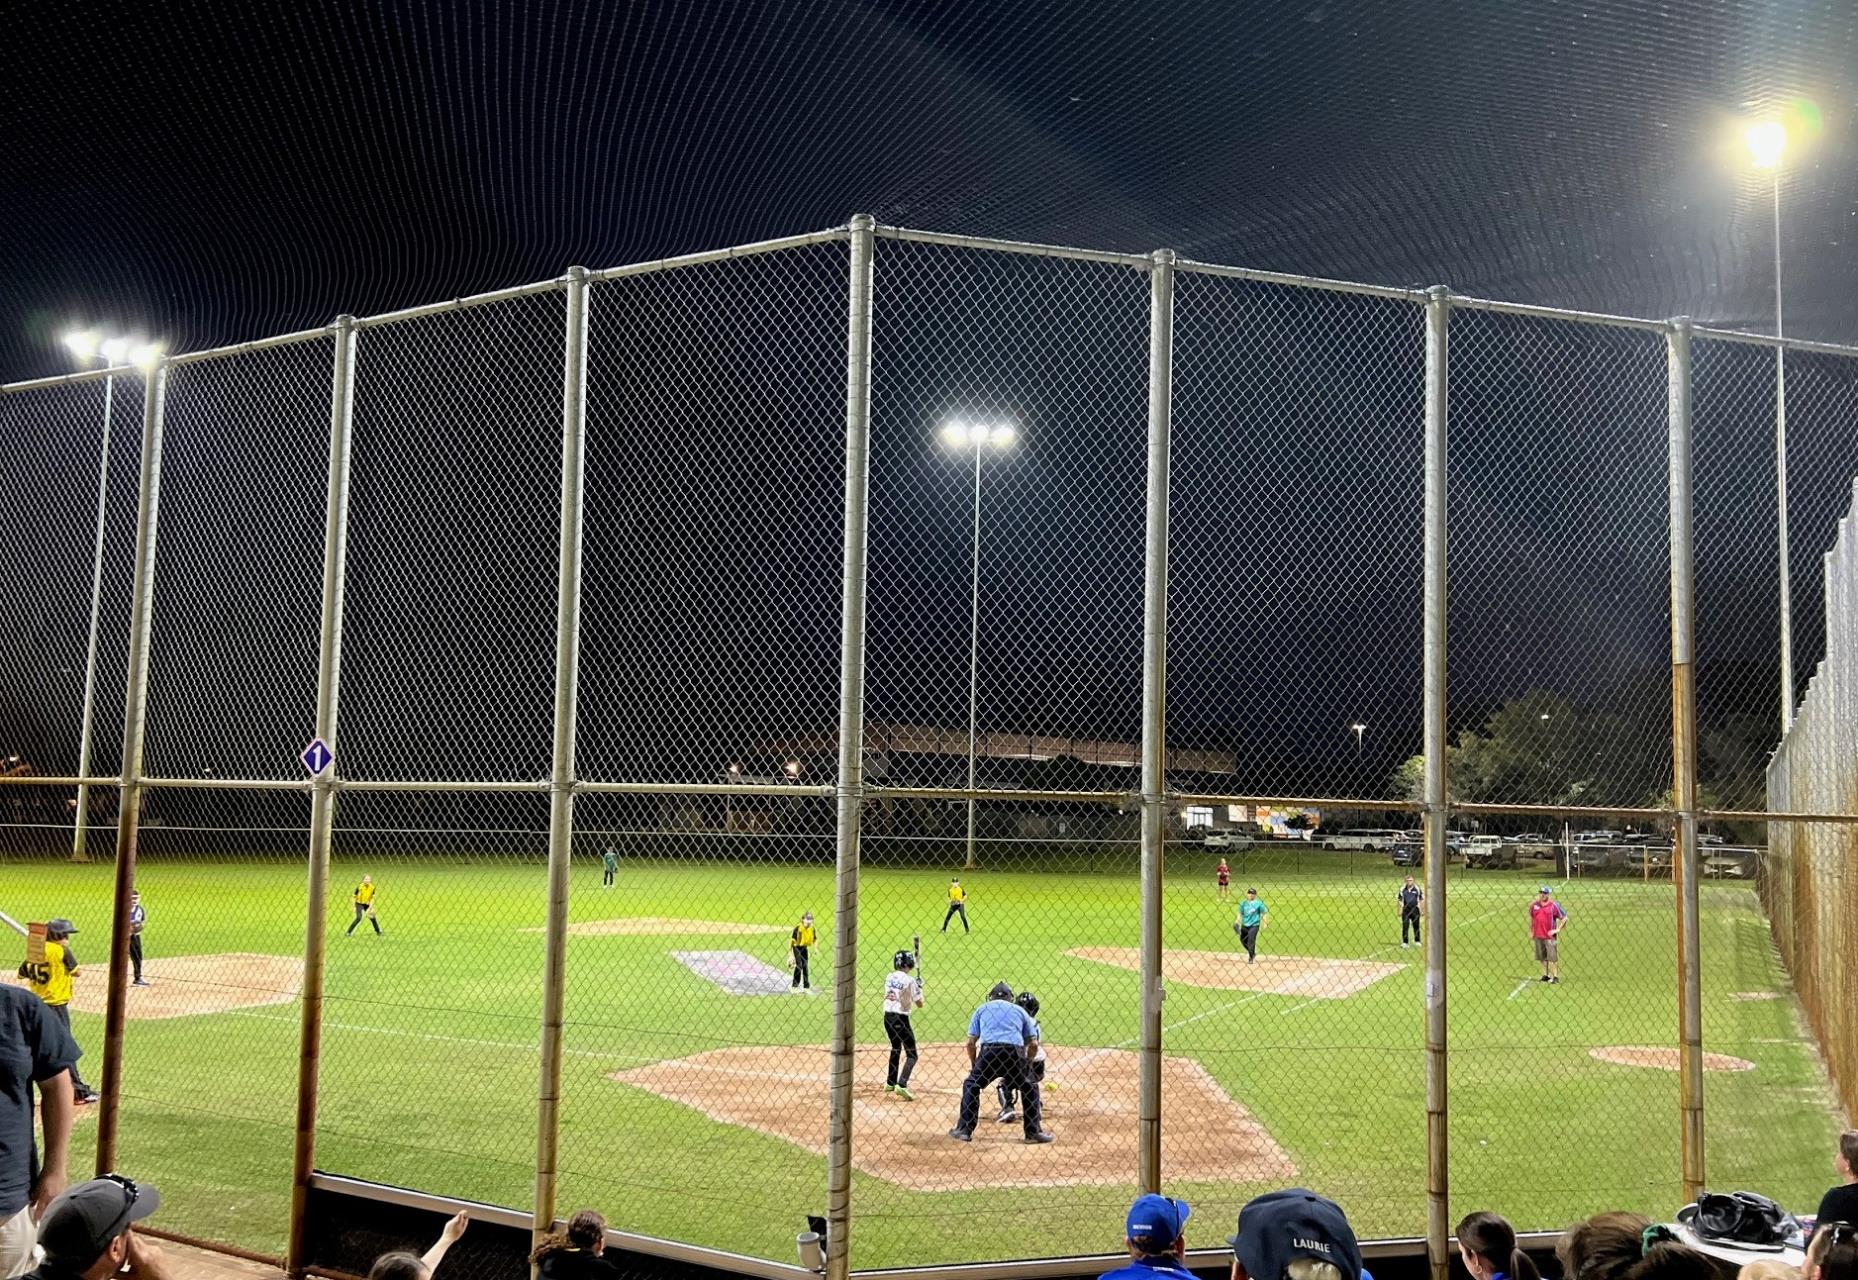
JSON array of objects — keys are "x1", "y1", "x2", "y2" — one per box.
[
  {"x1": 1457, "y1": 1211, "x2": 1543, "y2": 1280},
  {"x1": 1098, "y1": 1194, "x2": 1195, "y2": 1280},
  {"x1": 1817, "y1": 1135, "x2": 1858, "y2": 1232},
  {"x1": 367, "y1": 1211, "x2": 468, "y2": 1280},
  {"x1": 1804, "y1": 1223, "x2": 1856, "y2": 1280},
  {"x1": 532, "y1": 1209, "x2": 621, "y2": 1278},
  {"x1": 23, "y1": 1174, "x2": 172, "y2": 1280},
  {"x1": 1559, "y1": 1212, "x2": 1735, "y2": 1280},
  {"x1": 1227, "y1": 1188, "x2": 1371, "y2": 1280}
]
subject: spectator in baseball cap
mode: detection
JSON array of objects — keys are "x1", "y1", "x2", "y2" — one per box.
[
  {"x1": 1098, "y1": 1194, "x2": 1195, "y2": 1280},
  {"x1": 22, "y1": 1174, "x2": 173, "y2": 1279},
  {"x1": 1229, "y1": 1189, "x2": 1370, "y2": 1280}
]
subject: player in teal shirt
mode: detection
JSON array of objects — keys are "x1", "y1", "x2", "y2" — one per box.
[
  {"x1": 601, "y1": 845, "x2": 619, "y2": 890},
  {"x1": 1235, "y1": 888, "x2": 1269, "y2": 963}
]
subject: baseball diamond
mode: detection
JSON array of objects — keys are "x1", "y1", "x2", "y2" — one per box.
[{"x1": 0, "y1": 852, "x2": 1839, "y2": 1270}]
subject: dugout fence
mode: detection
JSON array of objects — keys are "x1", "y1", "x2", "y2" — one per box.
[{"x1": 2, "y1": 218, "x2": 1856, "y2": 1280}]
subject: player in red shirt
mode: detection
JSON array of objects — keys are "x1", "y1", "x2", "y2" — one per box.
[
  {"x1": 1215, "y1": 858, "x2": 1231, "y2": 902},
  {"x1": 1528, "y1": 886, "x2": 1568, "y2": 984}
]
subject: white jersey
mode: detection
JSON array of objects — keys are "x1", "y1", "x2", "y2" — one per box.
[{"x1": 882, "y1": 970, "x2": 921, "y2": 1016}]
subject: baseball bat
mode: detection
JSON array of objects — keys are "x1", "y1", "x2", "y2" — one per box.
[
  {"x1": 912, "y1": 933, "x2": 922, "y2": 991},
  {"x1": 0, "y1": 908, "x2": 28, "y2": 939}
]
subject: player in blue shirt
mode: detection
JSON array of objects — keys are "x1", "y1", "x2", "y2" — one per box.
[
  {"x1": 1235, "y1": 888, "x2": 1269, "y2": 963},
  {"x1": 1098, "y1": 1194, "x2": 1195, "y2": 1280},
  {"x1": 949, "y1": 982, "x2": 1052, "y2": 1144}
]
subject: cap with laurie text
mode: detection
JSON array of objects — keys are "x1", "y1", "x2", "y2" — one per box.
[
  {"x1": 36, "y1": 1175, "x2": 160, "y2": 1268},
  {"x1": 1229, "y1": 1188, "x2": 1362, "y2": 1280},
  {"x1": 1127, "y1": 1194, "x2": 1191, "y2": 1251}
]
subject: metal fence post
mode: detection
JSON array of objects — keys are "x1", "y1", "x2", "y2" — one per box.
[
  {"x1": 1668, "y1": 317, "x2": 1706, "y2": 1200},
  {"x1": 72, "y1": 363, "x2": 118, "y2": 862},
  {"x1": 287, "y1": 316, "x2": 358, "y2": 1276},
  {"x1": 825, "y1": 214, "x2": 876, "y2": 1280},
  {"x1": 1422, "y1": 285, "x2": 1451, "y2": 1280},
  {"x1": 96, "y1": 361, "x2": 169, "y2": 1172},
  {"x1": 534, "y1": 268, "x2": 592, "y2": 1244},
  {"x1": 1137, "y1": 248, "x2": 1175, "y2": 1194}
]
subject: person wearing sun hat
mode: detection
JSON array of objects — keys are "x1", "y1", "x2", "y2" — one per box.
[
  {"x1": 1228, "y1": 1189, "x2": 1372, "y2": 1280},
  {"x1": 1098, "y1": 1194, "x2": 1195, "y2": 1280}
]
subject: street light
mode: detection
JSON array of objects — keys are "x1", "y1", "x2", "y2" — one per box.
[
  {"x1": 1744, "y1": 119, "x2": 1794, "y2": 732},
  {"x1": 941, "y1": 419, "x2": 1018, "y2": 870},
  {"x1": 61, "y1": 328, "x2": 157, "y2": 861},
  {"x1": 1349, "y1": 723, "x2": 1366, "y2": 757}
]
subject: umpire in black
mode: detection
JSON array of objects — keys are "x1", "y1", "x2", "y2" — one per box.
[{"x1": 950, "y1": 982, "x2": 1054, "y2": 1144}]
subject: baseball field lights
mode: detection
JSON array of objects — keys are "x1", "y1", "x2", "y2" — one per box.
[{"x1": 62, "y1": 330, "x2": 163, "y2": 370}]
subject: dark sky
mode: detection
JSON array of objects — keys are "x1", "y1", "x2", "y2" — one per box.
[{"x1": 3, "y1": 0, "x2": 1857, "y2": 806}]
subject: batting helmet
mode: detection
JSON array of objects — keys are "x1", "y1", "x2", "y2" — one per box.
[
  {"x1": 46, "y1": 918, "x2": 77, "y2": 939},
  {"x1": 988, "y1": 980, "x2": 1013, "y2": 1001},
  {"x1": 1015, "y1": 991, "x2": 1040, "y2": 1017},
  {"x1": 893, "y1": 950, "x2": 915, "y2": 970}
]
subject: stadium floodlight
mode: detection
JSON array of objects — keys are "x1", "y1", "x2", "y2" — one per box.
[
  {"x1": 99, "y1": 337, "x2": 130, "y2": 365},
  {"x1": 1745, "y1": 120, "x2": 1787, "y2": 170},
  {"x1": 938, "y1": 418, "x2": 1020, "y2": 869},
  {"x1": 1350, "y1": 723, "x2": 1366, "y2": 755},
  {"x1": 62, "y1": 330, "x2": 101, "y2": 360},
  {"x1": 783, "y1": 759, "x2": 801, "y2": 779},
  {"x1": 129, "y1": 341, "x2": 164, "y2": 369}
]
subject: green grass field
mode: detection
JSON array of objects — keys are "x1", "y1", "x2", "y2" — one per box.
[{"x1": 1, "y1": 849, "x2": 1840, "y2": 1269}]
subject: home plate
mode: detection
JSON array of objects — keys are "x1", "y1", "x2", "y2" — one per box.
[{"x1": 673, "y1": 950, "x2": 801, "y2": 996}]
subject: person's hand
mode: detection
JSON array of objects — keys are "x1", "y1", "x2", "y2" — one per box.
[
  {"x1": 124, "y1": 1229, "x2": 172, "y2": 1277},
  {"x1": 29, "y1": 1166, "x2": 66, "y2": 1220},
  {"x1": 440, "y1": 1210, "x2": 469, "y2": 1244}
]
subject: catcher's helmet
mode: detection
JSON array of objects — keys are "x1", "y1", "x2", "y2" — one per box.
[
  {"x1": 988, "y1": 980, "x2": 1013, "y2": 1000},
  {"x1": 893, "y1": 950, "x2": 915, "y2": 970},
  {"x1": 1015, "y1": 991, "x2": 1040, "y2": 1017}
]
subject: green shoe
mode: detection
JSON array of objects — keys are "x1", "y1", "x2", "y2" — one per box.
[
  {"x1": 884, "y1": 1084, "x2": 896, "y2": 1093},
  {"x1": 896, "y1": 1087, "x2": 915, "y2": 1101}
]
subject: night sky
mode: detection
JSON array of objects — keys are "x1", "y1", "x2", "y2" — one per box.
[{"x1": 3, "y1": 0, "x2": 1857, "y2": 810}]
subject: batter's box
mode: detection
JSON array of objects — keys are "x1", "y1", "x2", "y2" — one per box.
[
  {"x1": 611, "y1": 1042, "x2": 1293, "y2": 1191},
  {"x1": 1067, "y1": 947, "x2": 1402, "y2": 998},
  {"x1": 2, "y1": 953, "x2": 302, "y2": 1020}
]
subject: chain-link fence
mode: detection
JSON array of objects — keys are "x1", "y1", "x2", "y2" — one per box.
[{"x1": 1, "y1": 220, "x2": 1855, "y2": 1279}]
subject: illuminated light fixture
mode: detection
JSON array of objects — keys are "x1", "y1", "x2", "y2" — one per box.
[{"x1": 1745, "y1": 120, "x2": 1787, "y2": 170}]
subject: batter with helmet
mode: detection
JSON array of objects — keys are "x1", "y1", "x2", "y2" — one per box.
[
  {"x1": 949, "y1": 981, "x2": 1053, "y2": 1144},
  {"x1": 881, "y1": 948, "x2": 924, "y2": 1099},
  {"x1": 995, "y1": 990, "x2": 1046, "y2": 1124}
]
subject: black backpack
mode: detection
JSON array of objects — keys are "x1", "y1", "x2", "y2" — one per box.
[{"x1": 1679, "y1": 1192, "x2": 1802, "y2": 1249}]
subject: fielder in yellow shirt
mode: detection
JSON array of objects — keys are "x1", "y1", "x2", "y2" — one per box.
[
  {"x1": 18, "y1": 917, "x2": 98, "y2": 1103},
  {"x1": 790, "y1": 912, "x2": 817, "y2": 991},
  {"x1": 346, "y1": 874, "x2": 382, "y2": 936},
  {"x1": 942, "y1": 878, "x2": 970, "y2": 934}
]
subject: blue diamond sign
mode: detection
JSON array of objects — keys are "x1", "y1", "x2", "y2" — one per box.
[{"x1": 301, "y1": 737, "x2": 333, "y2": 777}]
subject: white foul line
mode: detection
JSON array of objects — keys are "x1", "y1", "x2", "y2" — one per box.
[{"x1": 1506, "y1": 981, "x2": 1532, "y2": 1001}]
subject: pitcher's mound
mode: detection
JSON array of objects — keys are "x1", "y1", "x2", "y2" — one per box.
[
  {"x1": 1590, "y1": 1046, "x2": 1755, "y2": 1073},
  {"x1": 1068, "y1": 947, "x2": 1400, "y2": 999},
  {"x1": 3, "y1": 953, "x2": 301, "y2": 1020},
  {"x1": 611, "y1": 1042, "x2": 1294, "y2": 1191},
  {"x1": 521, "y1": 917, "x2": 787, "y2": 937}
]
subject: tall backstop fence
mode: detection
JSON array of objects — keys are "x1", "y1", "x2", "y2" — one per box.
[
  {"x1": 2, "y1": 218, "x2": 1856, "y2": 1280},
  {"x1": 1766, "y1": 476, "x2": 1858, "y2": 1125}
]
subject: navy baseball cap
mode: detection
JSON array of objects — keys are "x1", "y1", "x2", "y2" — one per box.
[
  {"x1": 37, "y1": 1175, "x2": 160, "y2": 1267},
  {"x1": 1127, "y1": 1194, "x2": 1191, "y2": 1251},
  {"x1": 1229, "y1": 1189, "x2": 1363, "y2": 1280}
]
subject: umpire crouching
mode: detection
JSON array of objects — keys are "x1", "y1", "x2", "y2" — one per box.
[{"x1": 950, "y1": 982, "x2": 1054, "y2": 1144}]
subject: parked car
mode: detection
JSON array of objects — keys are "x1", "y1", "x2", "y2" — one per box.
[
  {"x1": 1390, "y1": 836, "x2": 1425, "y2": 866},
  {"x1": 1702, "y1": 847, "x2": 1759, "y2": 878},
  {"x1": 1626, "y1": 842, "x2": 1674, "y2": 871},
  {"x1": 1508, "y1": 832, "x2": 1556, "y2": 858},
  {"x1": 1568, "y1": 840, "x2": 1627, "y2": 872},
  {"x1": 1324, "y1": 828, "x2": 1403, "y2": 851},
  {"x1": 1465, "y1": 834, "x2": 1516, "y2": 869},
  {"x1": 1204, "y1": 831, "x2": 1254, "y2": 851}
]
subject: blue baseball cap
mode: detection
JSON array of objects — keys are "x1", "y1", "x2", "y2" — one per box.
[
  {"x1": 1229, "y1": 1189, "x2": 1363, "y2": 1280},
  {"x1": 1127, "y1": 1193, "x2": 1191, "y2": 1252}
]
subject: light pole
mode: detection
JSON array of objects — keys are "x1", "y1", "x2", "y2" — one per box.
[
  {"x1": 62, "y1": 331, "x2": 162, "y2": 861},
  {"x1": 1349, "y1": 722, "x2": 1365, "y2": 757},
  {"x1": 1746, "y1": 120, "x2": 1793, "y2": 731},
  {"x1": 940, "y1": 419, "x2": 1017, "y2": 870}
]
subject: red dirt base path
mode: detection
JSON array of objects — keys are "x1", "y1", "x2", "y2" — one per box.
[
  {"x1": 2, "y1": 953, "x2": 301, "y2": 1020},
  {"x1": 612, "y1": 1042, "x2": 1294, "y2": 1191},
  {"x1": 1590, "y1": 1046, "x2": 1756, "y2": 1072}
]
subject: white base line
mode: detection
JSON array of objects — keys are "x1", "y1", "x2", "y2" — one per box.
[
  {"x1": 1506, "y1": 981, "x2": 1532, "y2": 1001},
  {"x1": 227, "y1": 1009, "x2": 661, "y2": 1067}
]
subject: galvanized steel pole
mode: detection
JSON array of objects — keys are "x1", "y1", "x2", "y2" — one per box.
[
  {"x1": 1137, "y1": 248, "x2": 1176, "y2": 1193},
  {"x1": 964, "y1": 442, "x2": 982, "y2": 870},
  {"x1": 1422, "y1": 285, "x2": 1451, "y2": 1280},
  {"x1": 825, "y1": 215, "x2": 876, "y2": 1280},
  {"x1": 96, "y1": 362, "x2": 169, "y2": 1172},
  {"x1": 534, "y1": 269, "x2": 592, "y2": 1245},
  {"x1": 1668, "y1": 317, "x2": 1706, "y2": 1200},
  {"x1": 72, "y1": 363, "x2": 118, "y2": 862},
  {"x1": 287, "y1": 317, "x2": 358, "y2": 1276}
]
